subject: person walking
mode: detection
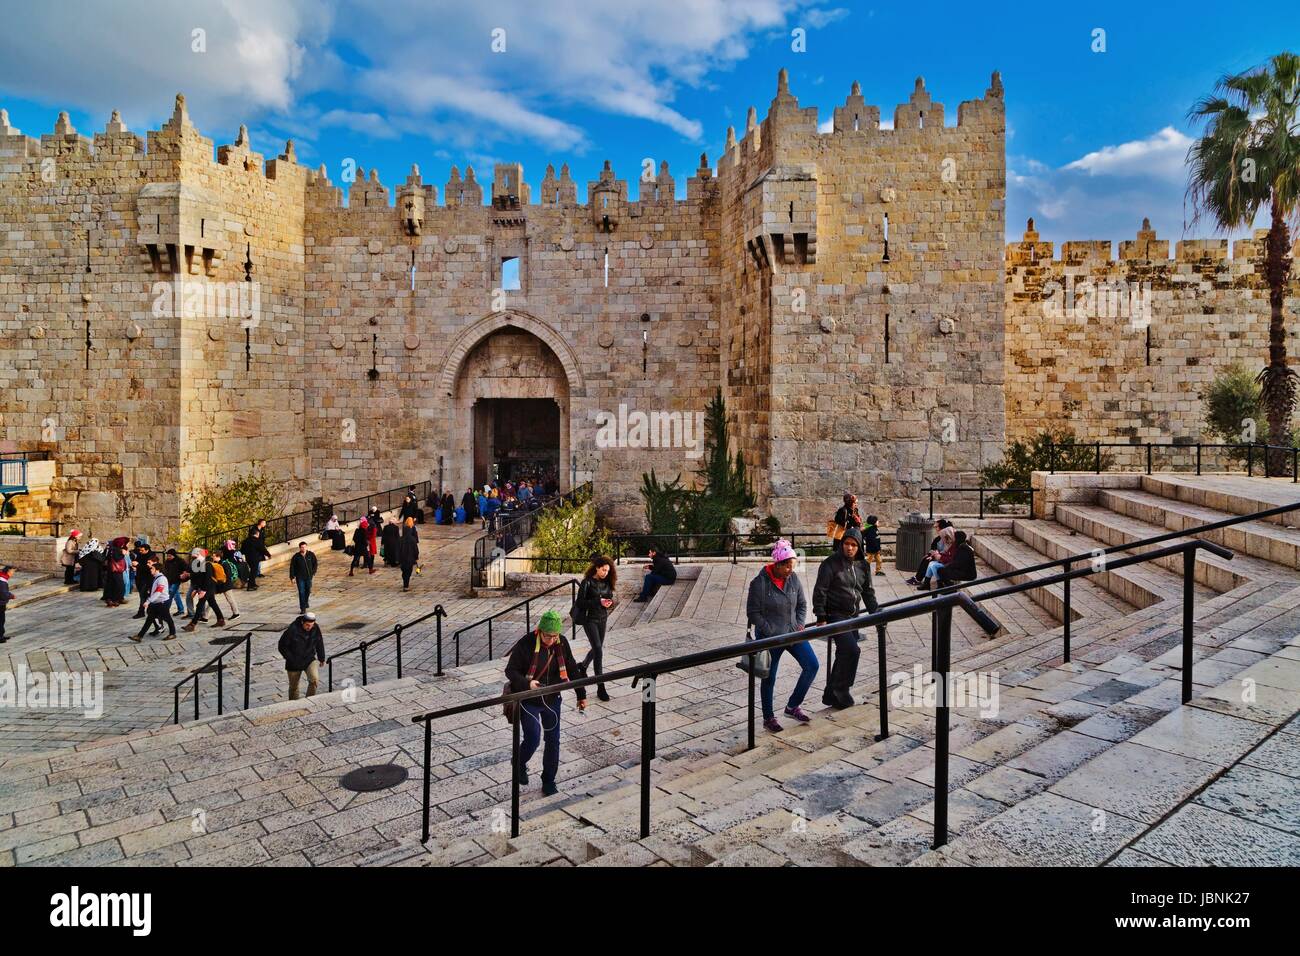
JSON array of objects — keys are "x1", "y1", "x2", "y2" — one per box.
[
  {"x1": 398, "y1": 517, "x2": 420, "y2": 590},
  {"x1": 862, "y1": 515, "x2": 885, "y2": 576},
  {"x1": 573, "y1": 556, "x2": 616, "y2": 702},
  {"x1": 461, "y1": 487, "x2": 479, "y2": 522},
  {"x1": 60, "y1": 530, "x2": 81, "y2": 585},
  {"x1": 366, "y1": 513, "x2": 379, "y2": 572},
  {"x1": 241, "y1": 523, "x2": 271, "y2": 590},
  {"x1": 747, "y1": 540, "x2": 817, "y2": 732},
  {"x1": 182, "y1": 548, "x2": 226, "y2": 631},
  {"x1": 349, "y1": 519, "x2": 374, "y2": 576},
  {"x1": 130, "y1": 537, "x2": 156, "y2": 619},
  {"x1": 131, "y1": 556, "x2": 176, "y2": 642},
  {"x1": 162, "y1": 548, "x2": 187, "y2": 618},
  {"x1": 103, "y1": 538, "x2": 128, "y2": 608},
  {"x1": 212, "y1": 542, "x2": 241, "y2": 621},
  {"x1": 504, "y1": 609, "x2": 588, "y2": 796},
  {"x1": 0, "y1": 566, "x2": 13, "y2": 643},
  {"x1": 812, "y1": 528, "x2": 880, "y2": 709},
  {"x1": 831, "y1": 493, "x2": 863, "y2": 555},
  {"x1": 278, "y1": 612, "x2": 325, "y2": 700},
  {"x1": 381, "y1": 517, "x2": 401, "y2": 567},
  {"x1": 632, "y1": 545, "x2": 677, "y2": 603},
  {"x1": 399, "y1": 492, "x2": 420, "y2": 523},
  {"x1": 289, "y1": 541, "x2": 317, "y2": 613}
]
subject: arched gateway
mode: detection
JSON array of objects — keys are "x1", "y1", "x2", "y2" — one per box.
[{"x1": 439, "y1": 311, "x2": 583, "y2": 494}]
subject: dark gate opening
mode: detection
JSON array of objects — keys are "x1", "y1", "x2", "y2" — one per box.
[{"x1": 472, "y1": 398, "x2": 560, "y2": 489}]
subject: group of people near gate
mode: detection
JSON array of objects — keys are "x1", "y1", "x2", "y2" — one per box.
[
  {"x1": 42, "y1": 522, "x2": 276, "y2": 642},
  {"x1": 505, "y1": 498, "x2": 982, "y2": 795}
]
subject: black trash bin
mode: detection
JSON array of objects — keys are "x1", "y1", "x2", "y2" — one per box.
[{"x1": 895, "y1": 511, "x2": 931, "y2": 572}]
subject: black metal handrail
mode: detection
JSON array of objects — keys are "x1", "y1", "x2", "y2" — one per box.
[
  {"x1": 172, "y1": 631, "x2": 252, "y2": 725},
  {"x1": 451, "y1": 579, "x2": 579, "y2": 666},
  {"x1": 471, "y1": 482, "x2": 593, "y2": 587},
  {"x1": 0, "y1": 519, "x2": 63, "y2": 536},
  {"x1": 325, "y1": 604, "x2": 447, "y2": 690},
  {"x1": 412, "y1": 590, "x2": 1001, "y2": 849},
  {"x1": 404, "y1": 493, "x2": 1300, "y2": 852},
  {"x1": 609, "y1": 530, "x2": 897, "y2": 566},
  {"x1": 1047, "y1": 439, "x2": 1300, "y2": 481},
  {"x1": 201, "y1": 479, "x2": 432, "y2": 554},
  {"x1": 924, "y1": 486, "x2": 1034, "y2": 520}
]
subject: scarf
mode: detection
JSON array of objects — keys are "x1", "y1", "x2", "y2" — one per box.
[{"x1": 530, "y1": 635, "x2": 569, "y2": 685}]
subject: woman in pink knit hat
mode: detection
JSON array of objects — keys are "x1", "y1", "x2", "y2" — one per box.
[{"x1": 745, "y1": 539, "x2": 818, "y2": 733}]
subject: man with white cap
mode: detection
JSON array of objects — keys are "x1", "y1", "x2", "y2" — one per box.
[{"x1": 278, "y1": 612, "x2": 326, "y2": 700}]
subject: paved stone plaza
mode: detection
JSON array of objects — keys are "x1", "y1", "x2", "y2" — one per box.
[{"x1": 0, "y1": 472, "x2": 1297, "y2": 866}]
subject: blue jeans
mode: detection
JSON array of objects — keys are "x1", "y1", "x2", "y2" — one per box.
[
  {"x1": 295, "y1": 577, "x2": 312, "y2": 612},
  {"x1": 168, "y1": 582, "x2": 184, "y2": 614},
  {"x1": 637, "y1": 572, "x2": 673, "y2": 602},
  {"x1": 921, "y1": 560, "x2": 944, "y2": 581},
  {"x1": 761, "y1": 640, "x2": 820, "y2": 719},
  {"x1": 519, "y1": 699, "x2": 562, "y2": 786}
]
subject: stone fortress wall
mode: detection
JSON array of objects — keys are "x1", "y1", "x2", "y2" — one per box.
[{"x1": 0, "y1": 70, "x2": 1295, "y2": 540}]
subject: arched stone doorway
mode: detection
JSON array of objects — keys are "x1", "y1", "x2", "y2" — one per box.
[{"x1": 442, "y1": 313, "x2": 580, "y2": 496}]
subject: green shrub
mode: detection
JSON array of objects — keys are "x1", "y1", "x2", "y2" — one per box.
[
  {"x1": 980, "y1": 429, "x2": 1113, "y2": 508},
  {"x1": 177, "y1": 467, "x2": 288, "y2": 550},
  {"x1": 530, "y1": 496, "x2": 613, "y2": 570}
]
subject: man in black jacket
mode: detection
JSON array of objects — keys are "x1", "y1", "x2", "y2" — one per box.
[
  {"x1": 935, "y1": 530, "x2": 978, "y2": 586},
  {"x1": 504, "y1": 610, "x2": 587, "y2": 796},
  {"x1": 289, "y1": 541, "x2": 318, "y2": 614},
  {"x1": 278, "y1": 612, "x2": 325, "y2": 700},
  {"x1": 812, "y1": 528, "x2": 880, "y2": 709},
  {"x1": 242, "y1": 523, "x2": 271, "y2": 590},
  {"x1": 632, "y1": 546, "x2": 678, "y2": 603}
]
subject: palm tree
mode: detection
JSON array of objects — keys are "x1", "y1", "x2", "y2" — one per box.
[{"x1": 1187, "y1": 52, "x2": 1300, "y2": 474}]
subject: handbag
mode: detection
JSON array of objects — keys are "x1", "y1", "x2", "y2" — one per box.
[
  {"x1": 503, "y1": 638, "x2": 555, "y2": 723},
  {"x1": 570, "y1": 579, "x2": 589, "y2": 626},
  {"x1": 735, "y1": 626, "x2": 771, "y2": 678}
]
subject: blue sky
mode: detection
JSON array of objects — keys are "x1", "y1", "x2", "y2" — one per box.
[{"x1": 1, "y1": 0, "x2": 1297, "y2": 243}]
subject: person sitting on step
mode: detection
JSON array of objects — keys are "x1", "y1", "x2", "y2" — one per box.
[{"x1": 632, "y1": 545, "x2": 677, "y2": 603}]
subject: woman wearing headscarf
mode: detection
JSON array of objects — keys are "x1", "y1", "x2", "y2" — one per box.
[
  {"x1": 350, "y1": 519, "x2": 375, "y2": 576},
  {"x1": 461, "y1": 487, "x2": 479, "y2": 521},
  {"x1": 78, "y1": 538, "x2": 105, "y2": 592},
  {"x1": 441, "y1": 491, "x2": 456, "y2": 525},
  {"x1": 60, "y1": 530, "x2": 82, "y2": 585},
  {"x1": 381, "y1": 517, "x2": 401, "y2": 567},
  {"x1": 398, "y1": 517, "x2": 420, "y2": 590},
  {"x1": 103, "y1": 537, "x2": 129, "y2": 607},
  {"x1": 325, "y1": 514, "x2": 346, "y2": 550}
]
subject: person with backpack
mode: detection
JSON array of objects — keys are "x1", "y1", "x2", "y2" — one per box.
[
  {"x1": 130, "y1": 537, "x2": 157, "y2": 619},
  {"x1": 131, "y1": 556, "x2": 176, "y2": 642},
  {"x1": 812, "y1": 528, "x2": 880, "y2": 710},
  {"x1": 830, "y1": 493, "x2": 863, "y2": 554},
  {"x1": 289, "y1": 541, "x2": 317, "y2": 613},
  {"x1": 572, "y1": 556, "x2": 616, "y2": 702},
  {"x1": 504, "y1": 609, "x2": 587, "y2": 796},
  {"x1": 862, "y1": 515, "x2": 885, "y2": 576},
  {"x1": 278, "y1": 612, "x2": 326, "y2": 700},
  {"x1": 747, "y1": 540, "x2": 816, "y2": 733},
  {"x1": 182, "y1": 548, "x2": 227, "y2": 630}
]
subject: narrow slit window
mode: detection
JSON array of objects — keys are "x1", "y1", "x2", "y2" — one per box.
[
  {"x1": 603, "y1": 249, "x2": 609, "y2": 287},
  {"x1": 500, "y1": 256, "x2": 521, "y2": 291}
]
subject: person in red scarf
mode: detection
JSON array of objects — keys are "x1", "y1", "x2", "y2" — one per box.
[
  {"x1": 746, "y1": 539, "x2": 817, "y2": 732},
  {"x1": 504, "y1": 609, "x2": 587, "y2": 796}
]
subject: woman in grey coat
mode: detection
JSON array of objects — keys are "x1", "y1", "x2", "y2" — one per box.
[{"x1": 746, "y1": 539, "x2": 817, "y2": 733}]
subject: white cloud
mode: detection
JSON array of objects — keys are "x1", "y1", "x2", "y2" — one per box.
[{"x1": 1062, "y1": 126, "x2": 1192, "y2": 181}]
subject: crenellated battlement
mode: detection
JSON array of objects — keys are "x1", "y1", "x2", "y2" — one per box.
[{"x1": 1007, "y1": 217, "x2": 1300, "y2": 270}]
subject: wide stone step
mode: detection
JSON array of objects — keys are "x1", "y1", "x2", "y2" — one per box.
[
  {"x1": 1054, "y1": 503, "x2": 1253, "y2": 592},
  {"x1": 1102, "y1": 488, "x2": 1300, "y2": 570},
  {"x1": 974, "y1": 532, "x2": 1136, "y2": 625},
  {"x1": 1141, "y1": 474, "x2": 1300, "y2": 527}
]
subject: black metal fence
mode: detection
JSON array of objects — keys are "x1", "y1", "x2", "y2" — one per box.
[
  {"x1": 470, "y1": 482, "x2": 593, "y2": 588},
  {"x1": 172, "y1": 632, "x2": 252, "y2": 724},
  {"x1": 1048, "y1": 440, "x2": 1300, "y2": 481}
]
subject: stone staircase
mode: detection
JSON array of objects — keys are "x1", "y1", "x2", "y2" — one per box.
[{"x1": 2, "y1": 475, "x2": 1298, "y2": 866}]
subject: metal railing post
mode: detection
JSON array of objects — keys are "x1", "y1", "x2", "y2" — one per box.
[
  {"x1": 361, "y1": 643, "x2": 368, "y2": 686},
  {"x1": 194, "y1": 673, "x2": 200, "y2": 722},
  {"x1": 1062, "y1": 560, "x2": 1072, "y2": 663},
  {"x1": 928, "y1": 487, "x2": 935, "y2": 519},
  {"x1": 395, "y1": 624, "x2": 403, "y2": 680},
  {"x1": 932, "y1": 602, "x2": 952, "y2": 849},
  {"x1": 217, "y1": 655, "x2": 224, "y2": 716},
  {"x1": 173, "y1": 686, "x2": 180, "y2": 726},
  {"x1": 747, "y1": 661, "x2": 756, "y2": 751},
  {"x1": 328, "y1": 659, "x2": 334, "y2": 693},
  {"x1": 1182, "y1": 548, "x2": 1195, "y2": 704},
  {"x1": 1146, "y1": 443, "x2": 1153, "y2": 475},
  {"x1": 1248, "y1": 444, "x2": 1254, "y2": 477},
  {"x1": 435, "y1": 607, "x2": 444, "y2": 677},
  {"x1": 488, "y1": 618, "x2": 494, "y2": 660},
  {"x1": 640, "y1": 675, "x2": 656, "y2": 839},
  {"x1": 244, "y1": 634, "x2": 251, "y2": 710},
  {"x1": 510, "y1": 706, "x2": 522, "y2": 838},
  {"x1": 1095, "y1": 442, "x2": 1101, "y2": 474},
  {"x1": 525, "y1": 602, "x2": 530, "y2": 635},
  {"x1": 875, "y1": 624, "x2": 890, "y2": 741},
  {"x1": 1048, "y1": 440, "x2": 1055, "y2": 474},
  {"x1": 1197, "y1": 444, "x2": 1202, "y2": 476},
  {"x1": 421, "y1": 718, "x2": 432, "y2": 843},
  {"x1": 978, "y1": 488, "x2": 985, "y2": 520}
]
